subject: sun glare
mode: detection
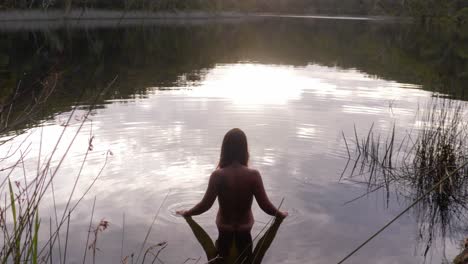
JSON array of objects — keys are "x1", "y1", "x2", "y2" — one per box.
[{"x1": 188, "y1": 64, "x2": 312, "y2": 106}]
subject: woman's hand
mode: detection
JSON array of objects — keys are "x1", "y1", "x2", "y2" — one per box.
[
  {"x1": 278, "y1": 211, "x2": 288, "y2": 219},
  {"x1": 176, "y1": 210, "x2": 191, "y2": 217}
]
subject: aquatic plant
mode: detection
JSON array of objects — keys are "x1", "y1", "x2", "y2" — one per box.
[{"x1": 342, "y1": 97, "x2": 468, "y2": 257}]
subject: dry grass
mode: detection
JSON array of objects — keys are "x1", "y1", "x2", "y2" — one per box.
[
  {"x1": 0, "y1": 73, "x2": 183, "y2": 263},
  {"x1": 0, "y1": 75, "x2": 116, "y2": 263}
]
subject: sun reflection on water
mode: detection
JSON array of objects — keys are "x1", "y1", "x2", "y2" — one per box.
[{"x1": 190, "y1": 64, "x2": 308, "y2": 106}]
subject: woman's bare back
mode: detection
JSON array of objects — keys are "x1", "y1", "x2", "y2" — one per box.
[
  {"x1": 181, "y1": 162, "x2": 282, "y2": 232},
  {"x1": 215, "y1": 164, "x2": 256, "y2": 232}
]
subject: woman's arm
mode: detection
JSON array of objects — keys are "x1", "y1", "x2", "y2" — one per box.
[
  {"x1": 253, "y1": 170, "x2": 287, "y2": 218},
  {"x1": 178, "y1": 171, "x2": 218, "y2": 217}
]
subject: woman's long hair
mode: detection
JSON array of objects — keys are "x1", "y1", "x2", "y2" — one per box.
[{"x1": 217, "y1": 128, "x2": 249, "y2": 168}]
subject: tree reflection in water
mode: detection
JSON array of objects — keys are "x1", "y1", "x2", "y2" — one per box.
[{"x1": 2, "y1": 18, "x2": 468, "y2": 134}]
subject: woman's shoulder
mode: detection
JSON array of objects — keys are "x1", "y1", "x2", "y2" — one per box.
[
  {"x1": 211, "y1": 168, "x2": 223, "y2": 177},
  {"x1": 244, "y1": 167, "x2": 262, "y2": 182},
  {"x1": 213, "y1": 166, "x2": 260, "y2": 176},
  {"x1": 247, "y1": 167, "x2": 261, "y2": 176}
]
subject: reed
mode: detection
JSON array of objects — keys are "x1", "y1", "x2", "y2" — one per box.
[
  {"x1": 0, "y1": 74, "x2": 181, "y2": 264},
  {"x1": 342, "y1": 97, "x2": 468, "y2": 256},
  {"x1": 0, "y1": 75, "x2": 118, "y2": 263}
]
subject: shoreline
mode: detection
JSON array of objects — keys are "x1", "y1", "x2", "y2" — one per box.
[
  {"x1": 0, "y1": 10, "x2": 260, "y2": 30},
  {"x1": 0, "y1": 10, "x2": 404, "y2": 30},
  {"x1": 0, "y1": 9, "x2": 399, "y2": 22},
  {"x1": 0, "y1": 9, "x2": 254, "y2": 21}
]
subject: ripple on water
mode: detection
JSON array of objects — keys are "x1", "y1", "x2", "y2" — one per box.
[
  {"x1": 158, "y1": 191, "x2": 217, "y2": 227},
  {"x1": 160, "y1": 190, "x2": 304, "y2": 231},
  {"x1": 250, "y1": 206, "x2": 304, "y2": 240},
  {"x1": 276, "y1": 206, "x2": 305, "y2": 229}
]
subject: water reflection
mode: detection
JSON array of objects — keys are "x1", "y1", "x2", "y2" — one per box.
[
  {"x1": 2, "y1": 60, "x2": 457, "y2": 263},
  {"x1": 183, "y1": 216, "x2": 284, "y2": 264},
  {"x1": 1, "y1": 17, "x2": 468, "y2": 134}
]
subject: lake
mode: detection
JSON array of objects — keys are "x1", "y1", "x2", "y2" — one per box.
[{"x1": 0, "y1": 16, "x2": 467, "y2": 263}]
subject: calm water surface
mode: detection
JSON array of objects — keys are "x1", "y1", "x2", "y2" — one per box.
[{"x1": 0, "y1": 17, "x2": 467, "y2": 263}]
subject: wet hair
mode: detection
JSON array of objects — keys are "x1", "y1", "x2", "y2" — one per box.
[{"x1": 218, "y1": 128, "x2": 249, "y2": 168}]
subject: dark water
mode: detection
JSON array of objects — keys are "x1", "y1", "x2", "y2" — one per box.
[{"x1": 0, "y1": 17, "x2": 467, "y2": 263}]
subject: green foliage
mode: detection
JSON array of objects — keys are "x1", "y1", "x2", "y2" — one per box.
[
  {"x1": 8, "y1": 179, "x2": 20, "y2": 263},
  {"x1": 455, "y1": 7, "x2": 468, "y2": 38},
  {"x1": 399, "y1": 0, "x2": 468, "y2": 24},
  {"x1": 1, "y1": 178, "x2": 41, "y2": 264}
]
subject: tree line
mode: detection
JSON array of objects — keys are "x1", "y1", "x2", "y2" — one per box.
[{"x1": 1, "y1": 0, "x2": 467, "y2": 17}]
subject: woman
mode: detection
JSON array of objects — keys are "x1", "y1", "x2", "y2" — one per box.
[{"x1": 177, "y1": 128, "x2": 287, "y2": 262}]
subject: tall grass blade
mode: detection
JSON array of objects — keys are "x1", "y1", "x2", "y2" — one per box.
[
  {"x1": 29, "y1": 209, "x2": 40, "y2": 264},
  {"x1": 8, "y1": 178, "x2": 20, "y2": 263}
]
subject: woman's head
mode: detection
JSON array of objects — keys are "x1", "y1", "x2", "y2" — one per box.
[{"x1": 218, "y1": 128, "x2": 249, "y2": 168}]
